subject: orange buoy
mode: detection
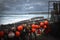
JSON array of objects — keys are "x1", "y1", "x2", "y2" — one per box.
[
  {"x1": 15, "y1": 31, "x2": 20, "y2": 37},
  {"x1": 44, "y1": 25, "x2": 47, "y2": 29},
  {"x1": 0, "y1": 31, "x2": 4, "y2": 37},
  {"x1": 31, "y1": 28, "x2": 36, "y2": 33},
  {"x1": 44, "y1": 20, "x2": 49, "y2": 25},
  {"x1": 40, "y1": 22, "x2": 44, "y2": 27},
  {"x1": 17, "y1": 25, "x2": 23, "y2": 31}
]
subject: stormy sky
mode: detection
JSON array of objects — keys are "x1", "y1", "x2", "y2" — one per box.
[{"x1": 0, "y1": 0, "x2": 59, "y2": 14}]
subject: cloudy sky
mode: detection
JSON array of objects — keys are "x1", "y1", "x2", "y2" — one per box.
[
  {"x1": 0, "y1": 0, "x2": 59, "y2": 13},
  {"x1": 0, "y1": 0, "x2": 59, "y2": 24}
]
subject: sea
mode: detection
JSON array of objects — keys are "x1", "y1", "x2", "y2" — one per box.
[{"x1": 0, "y1": 14, "x2": 51, "y2": 25}]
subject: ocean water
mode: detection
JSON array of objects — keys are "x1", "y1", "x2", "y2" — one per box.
[{"x1": 0, "y1": 14, "x2": 51, "y2": 25}]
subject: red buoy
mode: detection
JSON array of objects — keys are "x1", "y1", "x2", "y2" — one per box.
[
  {"x1": 35, "y1": 25, "x2": 39, "y2": 29},
  {"x1": 37, "y1": 29, "x2": 41, "y2": 34},
  {"x1": 15, "y1": 31, "x2": 20, "y2": 37},
  {"x1": 17, "y1": 25, "x2": 23, "y2": 31},
  {"x1": 38, "y1": 26, "x2": 41, "y2": 29},
  {"x1": 0, "y1": 31, "x2": 4, "y2": 37},
  {"x1": 44, "y1": 20, "x2": 49, "y2": 25},
  {"x1": 40, "y1": 22, "x2": 44, "y2": 27},
  {"x1": 31, "y1": 28, "x2": 36, "y2": 33},
  {"x1": 44, "y1": 25, "x2": 47, "y2": 29},
  {"x1": 32, "y1": 24, "x2": 36, "y2": 29}
]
